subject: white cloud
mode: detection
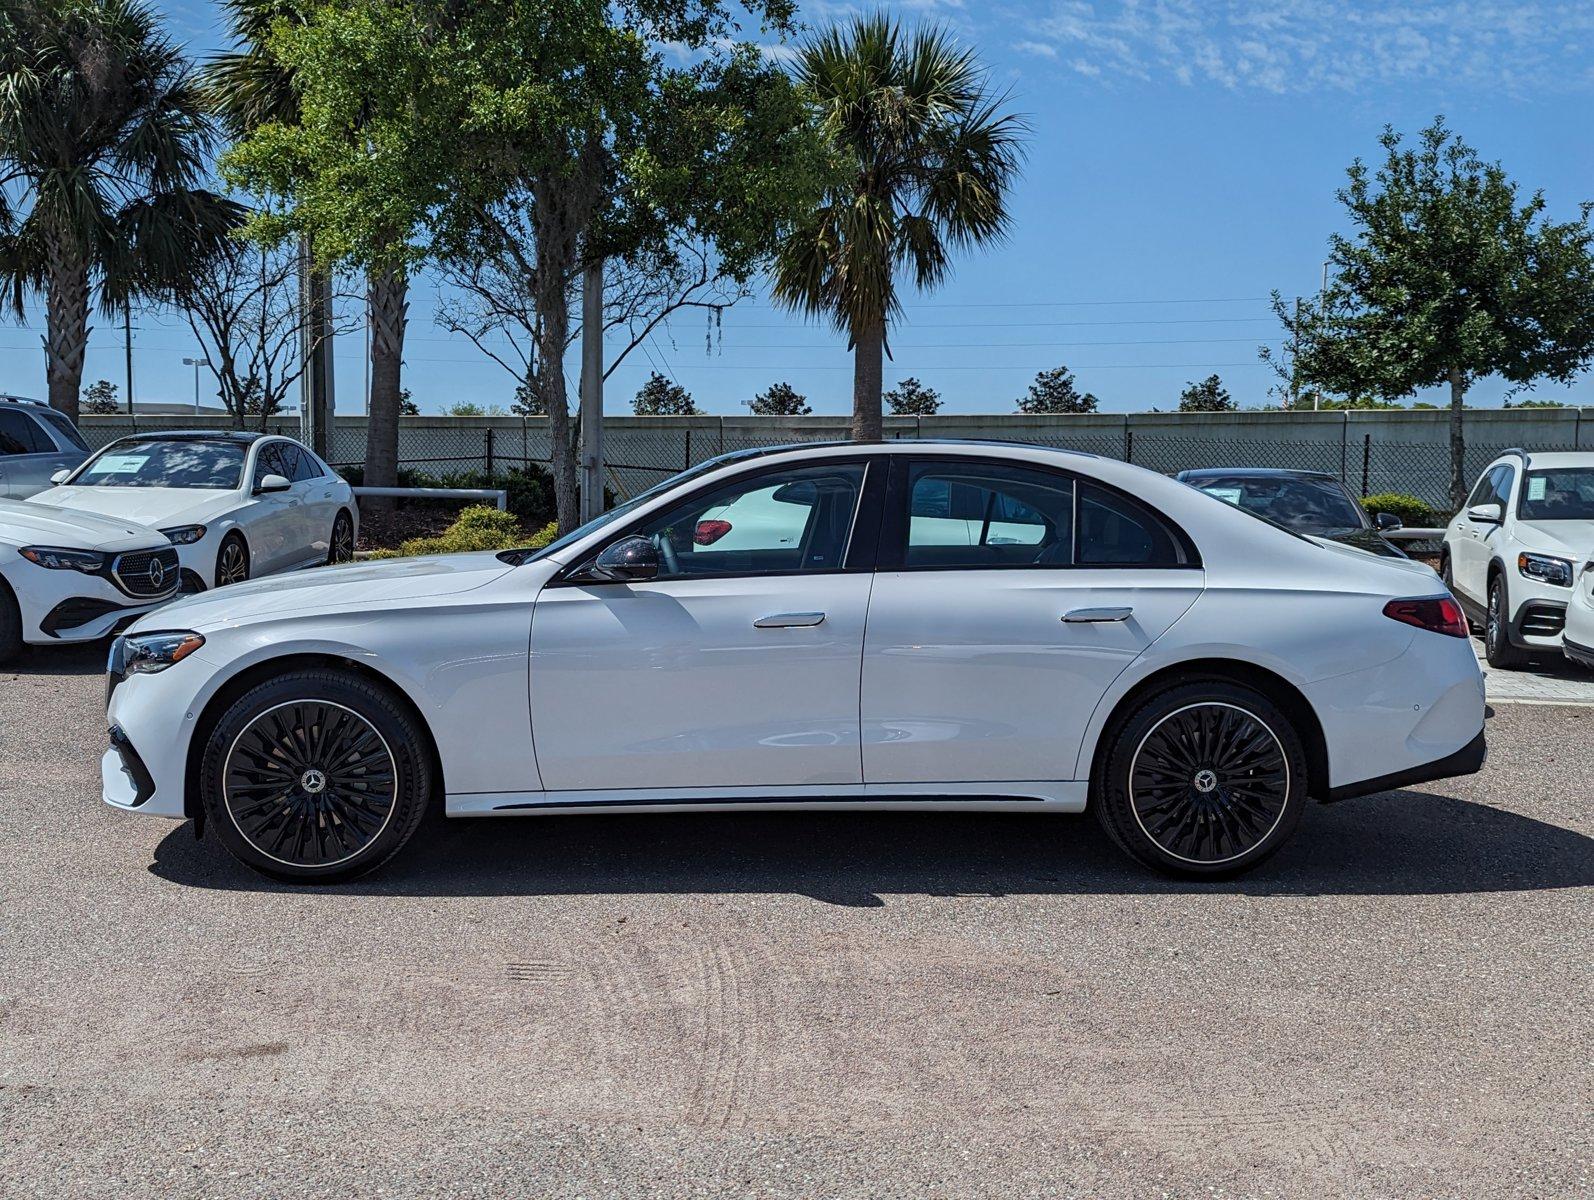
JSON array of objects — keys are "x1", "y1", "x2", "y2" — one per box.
[{"x1": 1020, "y1": 0, "x2": 1594, "y2": 93}]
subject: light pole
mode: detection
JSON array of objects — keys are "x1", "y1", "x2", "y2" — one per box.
[{"x1": 181, "y1": 357, "x2": 206, "y2": 414}]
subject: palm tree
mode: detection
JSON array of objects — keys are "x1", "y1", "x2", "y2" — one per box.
[
  {"x1": 772, "y1": 14, "x2": 1024, "y2": 441},
  {"x1": 0, "y1": 0, "x2": 241, "y2": 419},
  {"x1": 206, "y1": 0, "x2": 406, "y2": 491}
]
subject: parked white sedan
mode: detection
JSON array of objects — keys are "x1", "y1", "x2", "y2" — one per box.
[
  {"x1": 102, "y1": 442, "x2": 1486, "y2": 883},
  {"x1": 31, "y1": 431, "x2": 356, "y2": 592},
  {"x1": 0, "y1": 498, "x2": 178, "y2": 662}
]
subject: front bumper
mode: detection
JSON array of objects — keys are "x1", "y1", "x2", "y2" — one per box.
[
  {"x1": 15, "y1": 564, "x2": 176, "y2": 644},
  {"x1": 102, "y1": 654, "x2": 211, "y2": 818}
]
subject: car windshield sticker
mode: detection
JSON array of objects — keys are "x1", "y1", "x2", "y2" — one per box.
[
  {"x1": 1527, "y1": 476, "x2": 1547, "y2": 501},
  {"x1": 1201, "y1": 487, "x2": 1244, "y2": 505},
  {"x1": 93, "y1": 454, "x2": 148, "y2": 475}
]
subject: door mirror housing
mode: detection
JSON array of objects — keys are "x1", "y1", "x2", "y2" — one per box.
[
  {"x1": 49, "y1": 469, "x2": 71, "y2": 485},
  {"x1": 255, "y1": 473, "x2": 291, "y2": 495},
  {"x1": 586, "y1": 535, "x2": 660, "y2": 582},
  {"x1": 1466, "y1": 502, "x2": 1503, "y2": 525},
  {"x1": 1374, "y1": 512, "x2": 1403, "y2": 531}
]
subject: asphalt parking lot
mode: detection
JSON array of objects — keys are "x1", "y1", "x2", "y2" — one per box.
[{"x1": 2, "y1": 642, "x2": 1590, "y2": 1200}]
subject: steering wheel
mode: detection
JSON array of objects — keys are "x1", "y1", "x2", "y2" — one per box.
[{"x1": 653, "y1": 531, "x2": 680, "y2": 575}]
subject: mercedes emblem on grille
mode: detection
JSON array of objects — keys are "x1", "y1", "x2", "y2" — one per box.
[{"x1": 147, "y1": 558, "x2": 166, "y2": 590}]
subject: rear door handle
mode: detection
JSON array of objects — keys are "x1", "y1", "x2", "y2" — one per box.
[
  {"x1": 754, "y1": 611, "x2": 826, "y2": 628},
  {"x1": 1063, "y1": 607, "x2": 1133, "y2": 623}
]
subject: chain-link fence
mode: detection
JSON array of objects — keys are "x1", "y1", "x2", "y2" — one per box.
[{"x1": 79, "y1": 409, "x2": 1591, "y2": 513}]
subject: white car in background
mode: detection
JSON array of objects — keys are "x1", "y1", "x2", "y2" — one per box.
[
  {"x1": 31, "y1": 431, "x2": 357, "y2": 592},
  {"x1": 1441, "y1": 450, "x2": 1594, "y2": 668},
  {"x1": 0, "y1": 498, "x2": 178, "y2": 663},
  {"x1": 1562, "y1": 552, "x2": 1594, "y2": 670},
  {"x1": 102, "y1": 441, "x2": 1485, "y2": 885}
]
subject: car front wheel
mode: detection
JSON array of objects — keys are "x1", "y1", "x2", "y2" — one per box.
[
  {"x1": 199, "y1": 669, "x2": 432, "y2": 882},
  {"x1": 1092, "y1": 681, "x2": 1308, "y2": 878},
  {"x1": 1485, "y1": 576, "x2": 1528, "y2": 670}
]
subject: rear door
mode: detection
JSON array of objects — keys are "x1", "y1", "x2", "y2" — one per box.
[{"x1": 860, "y1": 457, "x2": 1205, "y2": 786}]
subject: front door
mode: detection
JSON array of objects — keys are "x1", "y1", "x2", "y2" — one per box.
[
  {"x1": 530, "y1": 459, "x2": 876, "y2": 793},
  {"x1": 1453, "y1": 464, "x2": 1510, "y2": 604},
  {"x1": 861, "y1": 458, "x2": 1204, "y2": 785},
  {"x1": 249, "y1": 441, "x2": 308, "y2": 573}
]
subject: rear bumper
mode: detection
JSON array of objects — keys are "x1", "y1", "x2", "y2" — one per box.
[
  {"x1": 1325, "y1": 728, "x2": 1486, "y2": 801},
  {"x1": 1564, "y1": 636, "x2": 1594, "y2": 670}
]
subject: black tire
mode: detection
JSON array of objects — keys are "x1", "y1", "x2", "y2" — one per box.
[
  {"x1": 0, "y1": 578, "x2": 22, "y2": 665},
  {"x1": 198, "y1": 668, "x2": 433, "y2": 883},
  {"x1": 1485, "y1": 574, "x2": 1529, "y2": 670},
  {"x1": 215, "y1": 532, "x2": 251, "y2": 587},
  {"x1": 1092, "y1": 680, "x2": 1308, "y2": 879},
  {"x1": 327, "y1": 510, "x2": 355, "y2": 564}
]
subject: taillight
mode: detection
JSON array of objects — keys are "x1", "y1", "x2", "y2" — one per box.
[{"x1": 1383, "y1": 597, "x2": 1470, "y2": 638}]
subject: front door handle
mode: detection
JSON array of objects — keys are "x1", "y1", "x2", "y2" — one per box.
[
  {"x1": 1063, "y1": 607, "x2": 1133, "y2": 623},
  {"x1": 754, "y1": 611, "x2": 826, "y2": 628}
]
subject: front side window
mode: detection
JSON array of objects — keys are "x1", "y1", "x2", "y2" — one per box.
[
  {"x1": 1518, "y1": 468, "x2": 1594, "y2": 520},
  {"x1": 1491, "y1": 465, "x2": 1515, "y2": 510},
  {"x1": 35, "y1": 408, "x2": 89, "y2": 452},
  {"x1": 903, "y1": 461, "x2": 1074, "y2": 567},
  {"x1": 628, "y1": 462, "x2": 866, "y2": 579},
  {"x1": 1465, "y1": 467, "x2": 1500, "y2": 508},
  {"x1": 71, "y1": 439, "x2": 246, "y2": 489},
  {"x1": 253, "y1": 443, "x2": 290, "y2": 487}
]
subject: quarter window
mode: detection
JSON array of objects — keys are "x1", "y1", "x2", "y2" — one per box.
[
  {"x1": 1078, "y1": 484, "x2": 1191, "y2": 566},
  {"x1": 903, "y1": 461, "x2": 1073, "y2": 567},
  {"x1": 627, "y1": 462, "x2": 866, "y2": 579}
]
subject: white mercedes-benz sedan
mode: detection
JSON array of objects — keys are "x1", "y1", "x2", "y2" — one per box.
[
  {"x1": 101, "y1": 442, "x2": 1486, "y2": 882},
  {"x1": 31, "y1": 431, "x2": 356, "y2": 592}
]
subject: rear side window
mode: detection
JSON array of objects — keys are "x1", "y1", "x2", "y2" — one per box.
[
  {"x1": 291, "y1": 446, "x2": 325, "y2": 481},
  {"x1": 1078, "y1": 484, "x2": 1192, "y2": 566},
  {"x1": 903, "y1": 461, "x2": 1074, "y2": 568},
  {"x1": 0, "y1": 410, "x2": 51, "y2": 455}
]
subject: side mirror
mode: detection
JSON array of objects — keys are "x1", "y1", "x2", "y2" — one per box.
[
  {"x1": 587, "y1": 535, "x2": 659, "y2": 582},
  {"x1": 49, "y1": 469, "x2": 71, "y2": 485},
  {"x1": 1375, "y1": 512, "x2": 1403, "y2": 531},
  {"x1": 1466, "y1": 502, "x2": 1503, "y2": 525},
  {"x1": 255, "y1": 473, "x2": 291, "y2": 494}
]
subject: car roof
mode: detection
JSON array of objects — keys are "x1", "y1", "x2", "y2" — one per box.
[
  {"x1": 1504, "y1": 450, "x2": 1594, "y2": 470},
  {"x1": 108, "y1": 429, "x2": 267, "y2": 444},
  {"x1": 1177, "y1": 467, "x2": 1339, "y2": 481},
  {"x1": 705, "y1": 439, "x2": 1100, "y2": 466}
]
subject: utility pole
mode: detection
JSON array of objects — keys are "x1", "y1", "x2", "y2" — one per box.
[
  {"x1": 1288, "y1": 296, "x2": 1302, "y2": 411},
  {"x1": 298, "y1": 236, "x2": 335, "y2": 455},
  {"x1": 579, "y1": 260, "x2": 604, "y2": 524},
  {"x1": 123, "y1": 305, "x2": 135, "y2": 414}
]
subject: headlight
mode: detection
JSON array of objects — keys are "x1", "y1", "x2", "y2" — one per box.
[
  {"x1": 116, "y1": 631, "x2": 206, "y2": 675},
  {"x1": 160, "y1": 524, "x2": 207, "y2": 545},
  {"x1": 1518, "y1": 552, "x2": 1573, "y2": 588},
  {"x1": 19, "y1": 546, "x2": 105, "y2": 573}
]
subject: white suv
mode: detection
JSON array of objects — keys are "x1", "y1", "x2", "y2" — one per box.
[{"x1": 1442, "y1": 450, "x2": 1594, "y2": 668}]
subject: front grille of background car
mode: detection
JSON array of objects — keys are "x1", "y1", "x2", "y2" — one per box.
[
  {"x1": 1519, "y1": 604, "x2": 1566, "y2": 638},
  {"x1": 110, "y1": 548, "x2": 180, "y2": 598}
]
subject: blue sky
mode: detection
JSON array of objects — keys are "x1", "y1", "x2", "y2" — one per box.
[{"x1": 2, "y1": 0, "x2": 1592, "y2": 415}]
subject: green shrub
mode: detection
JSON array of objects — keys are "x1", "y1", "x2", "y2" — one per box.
[
  {"x1": 367, "y1": 504, "x2": 533, "y2": 559},
  {"x1": 1362, "y1": 492, "x2": 1443, "y2": 527}
]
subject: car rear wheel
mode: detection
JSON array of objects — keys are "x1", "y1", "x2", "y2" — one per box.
[
  {"x1": 1093, "y1": 681, "x2": 1308, "y2": 878},
  {"x1": 328, "y1": 510, "x2": 355, "y2": 564},
  {"x1": 215, "y1": 533, "x2": 250, "y2": 587},
  {"x1": 199, "y1": 669, "x2": 432, "y2": 882},
  {"x1": 1485, "y1": 575, "x2": 1528, "y2": 670}
]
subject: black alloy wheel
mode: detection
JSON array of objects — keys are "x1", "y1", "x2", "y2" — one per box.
[
  {"x1": 1485, "y1": 576, "x2": 1528, "y2": 669},
  {"x1": 328, "y1": 511, "x2": 355, "y2": 564},
  {"x1": 215, "y1": 534, "x2": 250, "y2": 587},
  {"x1": 200, "y1": 669, "x2": 432, "y2": 882},
  {"x1": 1093, "y1": 681, "x2": 1308, "y2": 878}
]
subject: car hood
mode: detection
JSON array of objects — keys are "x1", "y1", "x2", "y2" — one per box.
[
  {"x1": 1513, "y1": 519, "x2": 1594, "y2": 562},
  {"x1": 132, "y1": 551, "x2": 520, "y2": 632},
  {"x1": 28, "y1": 485, "x2": 236, "y2": 528},
  {"x1": 0, "y1": 497, "x2": 170, "y2": 553}
]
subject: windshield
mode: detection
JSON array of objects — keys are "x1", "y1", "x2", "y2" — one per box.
[
  {"x1": 70, "y1": 439, "x2": 246, "y2": 489},
  {"x1": 520, "y1": 452, "x2": 760, "y2": 562},
  {"x1": 1518, "y1": 468, "x2": 1594, "y2": 521},
  {"x1": 1190, "y1": 474, "x2": 1366, "y2": 535}
]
